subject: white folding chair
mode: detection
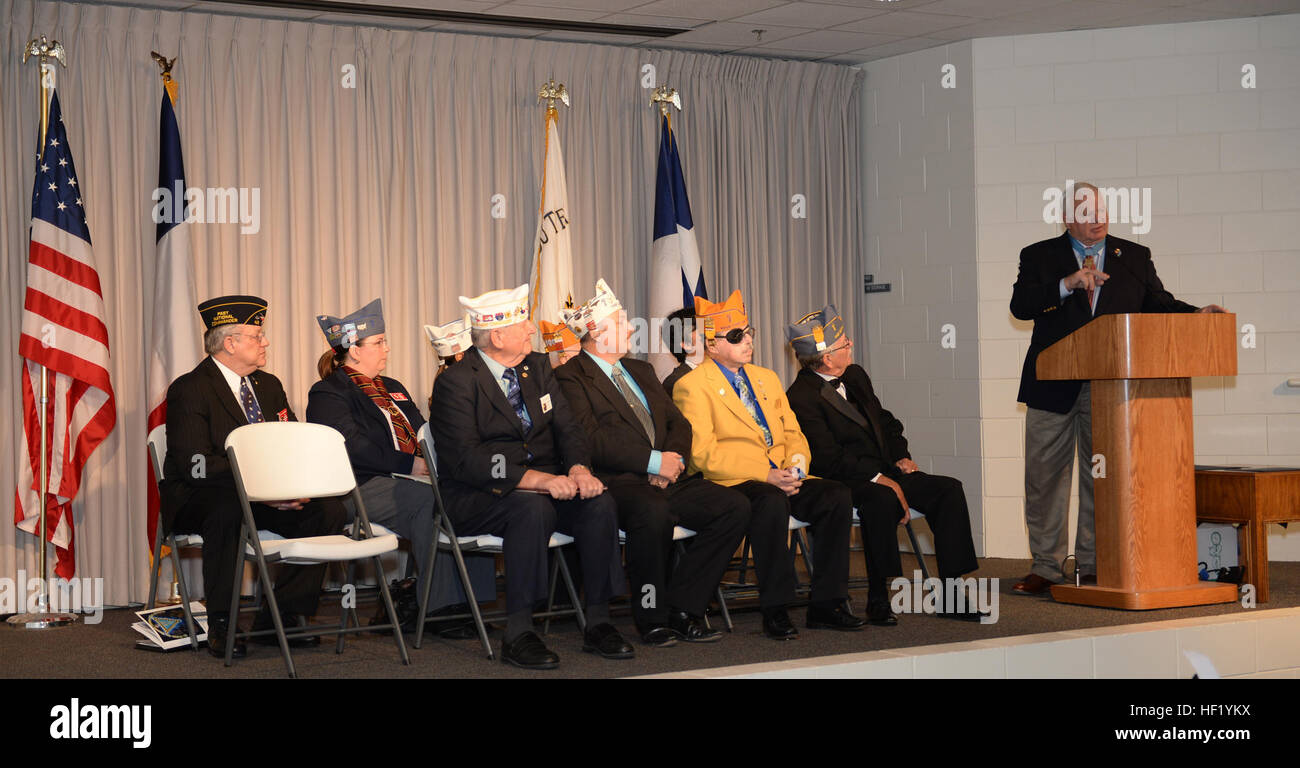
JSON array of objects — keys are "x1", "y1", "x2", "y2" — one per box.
[
  {"x1": 145, "y1": 428, "x2": 201, "y2": 650},
  {"x1": 413, "y1": 424, "x2": 585, "y2": 658},
  {"x1": 717, "y1": 516, "x2": 815, "y2": 623},
  {"x1": 224, "y1": 422, "x2": 409, "y2": 678}
]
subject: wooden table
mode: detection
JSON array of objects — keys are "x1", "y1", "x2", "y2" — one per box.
[{"x1": 1194, "y1": 466, "x2": 1300, "y2": 603}]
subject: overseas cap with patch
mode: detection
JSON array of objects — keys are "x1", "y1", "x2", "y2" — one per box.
[
  {"x1": 459, "y1": 284, "x2": 530, "y2": 330},
  {"x1": 317, "y1": 298, "x2": 385, "y2": 350},
  {"x1": 425, "y1": 314, "x2": 473, "y2": 357},
  {"x1": 561, "y1": 278, "x2": 623, "y2": 339},
  {"x1": 694, "y1": 289, "x2": 748, "y2": 340},
  {"x1": 198, "y1": 295, "x2": 267, "y2": 330},
  {"x1": 539, "y1": 320, "x2": 580, "y2": 353},
  {"x1": 786, "y1": 304, "x2": 845, "y2": 357}
]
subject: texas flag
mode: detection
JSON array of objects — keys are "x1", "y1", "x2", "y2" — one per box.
[{"x1": 648, "y1": 114, "x2": 706, "y2": 379}]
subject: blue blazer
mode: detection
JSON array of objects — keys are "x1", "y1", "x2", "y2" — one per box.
[{"x1": 306, "y1": 368, "x2": 426, "y2": 484}]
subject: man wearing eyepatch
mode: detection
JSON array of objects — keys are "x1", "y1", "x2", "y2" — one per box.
[{"x1": 672, "y1": 290, "x2": 862, "y2": 640}]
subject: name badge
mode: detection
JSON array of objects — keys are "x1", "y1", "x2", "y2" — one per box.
[
  {"x1": 391, "y1": 392, "x2": 408, "y2": 402},
  {"x1": 540, "y1": 393, "x2": 553, "y2": 413}
]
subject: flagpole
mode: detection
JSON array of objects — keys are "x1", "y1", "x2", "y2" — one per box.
[{"x1": 8, "y1": 36, "x2": 76, "y2": 630}]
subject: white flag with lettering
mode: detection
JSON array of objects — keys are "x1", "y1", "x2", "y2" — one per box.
[{"x1": 528, "y1": 106, "x2": 574, "y2": 345}]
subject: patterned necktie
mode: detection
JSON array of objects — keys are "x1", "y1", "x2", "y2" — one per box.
[
  {"x1": 1083, "y1": 252, "x2": 1097, "y2": 312},
  {"x1": 345, "y1": 367, "x2": 419, "y2": 455},
  {"x1": 502, "y1": 367, "x2": 532, "y2": 432},
  {"x1": 239, "y1": 377, "x2": 264, "y2": 423},
  {"x1": 611, "y1": 367, "x2": 655, "y2": 445},
  {"x1": 734, "y1": 374, "x2": 773, "y2": 447}
]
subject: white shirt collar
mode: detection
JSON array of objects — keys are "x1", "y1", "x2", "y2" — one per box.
[
  {"x1": 212, "y1": 356, "x2": 247, "y2": 402},
  {"x1": 815, "y1": 369, "x2": 847, "y2": 399}
]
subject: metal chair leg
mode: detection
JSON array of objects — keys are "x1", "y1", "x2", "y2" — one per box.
[
  {"x1": 169, "y1": 539, "x2": 199, "y2": 650},
  {"x1": 372, "y1": 555, "x2": 410, "y2": 665},
  {"x1": 904, "y1": 520, "x2": 931, "y2": 581},
  {"x1": 556, "y1": 552, "x2": 587, "y2": 633},
  {"x1": 147, "y1": 524, "x2": 165, "y2": 610}
]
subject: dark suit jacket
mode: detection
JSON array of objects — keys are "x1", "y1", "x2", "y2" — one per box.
[
  {"x1": 555, "y1": 352, "x2": 691, "y2": 487},
  {"x1": 429, "y1": 348, "x2": 591, "y2": 499},
  {"x1": 786, "y1": 364, "x2": 910, "y2": 488},
  {"x1": 159, "y1": 356, "x2": 294, "y2": 531},
  {"x1": 305, "y1": 368, "x2": 425, "y2": 485},
  {"x1": 662, "y1": 362, "x2": 694, "y2": 399},
  {"x1": 1010, "y1": 232, "x2": 1197, "y2": 413}
]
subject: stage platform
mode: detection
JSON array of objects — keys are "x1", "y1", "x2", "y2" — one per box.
[{"x1": 3, "y1": 558, "x2": 1296, "y2": 679}]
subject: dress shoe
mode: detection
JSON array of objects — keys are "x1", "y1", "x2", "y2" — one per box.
[
  {"x1": 761, "y1": 608, "x2": 799, "y2": 640},
  {"x1": 940, "y1": 596, "x2": 988, "y2": 622},
  {"x1": 206, "y1": 615, "x2": 246, "y2": 659},
  {"x1": 1078, "y1": 573, "x2": 1097, "y2": 586},
  {"x1": 251, "y1": 612, "x2": 322, "y2": 648},
  {"x1": 668, "y1": 610, "x2": 723, "y2": 643},
  {"x1": 501, "y1": 631, "x2": 560, "y2": 670},
  {"x1": 583, "y1": 622, "x2": 636, "y2": 659},
  {"x1": 806, "y1": 601, "x2": 865, "y2": 631},
  {"x1": 866, "y1": 599, "x2": 899, "y2": 627},
  {"x1": 641, "y1": 625, "x2": 682, "y2": 647},
  {"x1": 1012, "y1": 573, "x2": 1057, "y2": 596}
]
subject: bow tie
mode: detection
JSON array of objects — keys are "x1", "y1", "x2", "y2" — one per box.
[{"x1": 827, "y1": 377, "x2": 843, "y2": 389}]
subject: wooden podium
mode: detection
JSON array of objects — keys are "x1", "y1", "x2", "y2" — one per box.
[{"x1": 1037, "y1": 313, "x2": 1239, "y2": 609}]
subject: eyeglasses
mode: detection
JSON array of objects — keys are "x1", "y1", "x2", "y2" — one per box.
[
  {"x1": 824, "y1": 338, "x2": 853, "y2": 355},
  {"x1": 722, "y1": 326, "x2": 757, "y2": 344},
  {"x1": 359, "y1": 337, "x2": 389, "y2": 348},
  {"x1": 232, "y1": 331, "x2": 269, "y2": 344}
]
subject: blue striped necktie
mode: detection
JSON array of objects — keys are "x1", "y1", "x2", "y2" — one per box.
[{"x1": 502, "y1": 368, "x2": 532, "y2": 432}]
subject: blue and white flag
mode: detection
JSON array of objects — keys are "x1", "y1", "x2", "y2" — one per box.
[{"x1": 648, "y1": 115, "x2": 706, "y2": 379}]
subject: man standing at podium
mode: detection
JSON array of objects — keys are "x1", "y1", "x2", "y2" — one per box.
[{"x1": 1009, "y1": 181, "x2": 1225, "y2": 596}]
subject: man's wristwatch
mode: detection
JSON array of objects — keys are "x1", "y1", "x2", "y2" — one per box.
[{"x1": 569, "y1": 464, "x2": 592, "y2": 475}]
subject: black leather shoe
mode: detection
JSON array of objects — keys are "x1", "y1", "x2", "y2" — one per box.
[
  {"x1": 251, "y1": 612, "x2": 322, "y2": 648},
  {"x1": 866, "y1": 599, "x2": 899, "y2": 627},
  {"x1": 941, "y1": 595, "x2": 989, "y2": 622},
  {"x1": 501, "y1": 631, "x2": 560, "y2": 670},
  {"x1": 668, "y1": 610, "x2": 723, "y2": 643},
  {"x1": 206, "y1": 615, "x2": 247, "y2": 659},
  {"x1": 583, "y1": 623, "x2": 635, "y2": 659},
  {"x1": 806, "y1": 601, "x2": 865, "y2": 631},
  {"x1": 641, "y1": 625, "x2": 682, "y2": 647},
  {"x1": 762, "y1": 608, "x2": 799, "y2": 640}
]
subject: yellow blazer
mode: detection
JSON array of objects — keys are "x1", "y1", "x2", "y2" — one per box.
[{"x1": 672, "y1": 359, "x2": 813, "y2": 487}]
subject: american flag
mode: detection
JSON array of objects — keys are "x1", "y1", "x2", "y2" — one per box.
[{"x1": 15, "y1": 90, "x2": 117, "y2": 579}]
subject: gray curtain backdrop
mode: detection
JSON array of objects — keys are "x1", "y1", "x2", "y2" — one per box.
[{"x1": 1, "y1": 0, "x2": 865, "y2": 605}]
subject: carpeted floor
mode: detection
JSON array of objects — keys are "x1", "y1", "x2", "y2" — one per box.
[{"x1": 3, "y1": 557, "x2": 1293, "y2": 679}]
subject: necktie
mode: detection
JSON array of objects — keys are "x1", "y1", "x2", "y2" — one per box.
[
  {"x1": 1082, "y1": 253, "x2": 1096, "y2": 311},
  {"x1": 345, "y1": 368, "x2": 418, "y2": 455},
  {"x1": 734, "y1": 374, "x2": 773, "y2": 447},
  {"x1": 239, "y1": 377, "x2": 264, "y2": 423},
  {"x1": 611, "y1": 367, "x2": 655, "y2": 445},
  {"x1": 502, "y1": 367, "x2": 532, "y2": 432}
]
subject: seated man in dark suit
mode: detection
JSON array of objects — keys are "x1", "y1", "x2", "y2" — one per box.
[
  {"x1": 785, "y1": 305, "x2": 981, "y2": 624},
  {"x1": 555, "y1": 279, "x2": 748, "y2": 646},
  {"x1": 661, "y1": 306, "x2": 705, "y2": 398},
  {"x1": 1009, "y1": 181, "x2": 1225, "y2": 595},
  {"x1": 160, "y1": 295, "x2": 346, "y2": 658},
  {"x1": 306, "y1": 299, "x2": 494, "y2": 636},
  {"x1": 429, "y1": 283, "x2": 633, "y2": 669},
  {"x1": 673, "y1": 290, "x2": 863, "y2": 639}
]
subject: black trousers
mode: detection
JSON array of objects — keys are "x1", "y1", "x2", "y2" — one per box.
[
  {"x1": 731, "y1": 478, "x2": 852, "y2": 608},
  {"x1": 850, "y1": 471, "x2": 980, "y2": 592},
  {"x1": 172, "y1": 487, "x2": 347, "y2": 618},
  {"x1": 607, "y1": 475, "x2": 749, "y2": 631},
  {"x1": 446, "y1": 488, "x2": 624, "y2": 616}
]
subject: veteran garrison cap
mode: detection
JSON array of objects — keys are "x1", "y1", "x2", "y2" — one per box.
[
  {"x1": 317, "y1": 298, "x2": 385, "y2": 350},
  {"x1": 786, "y1": 304, "x2": 845, "y2": 357},
  {"x1": 197, "y1": 295, "x2": 267, "y2": 330}
]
